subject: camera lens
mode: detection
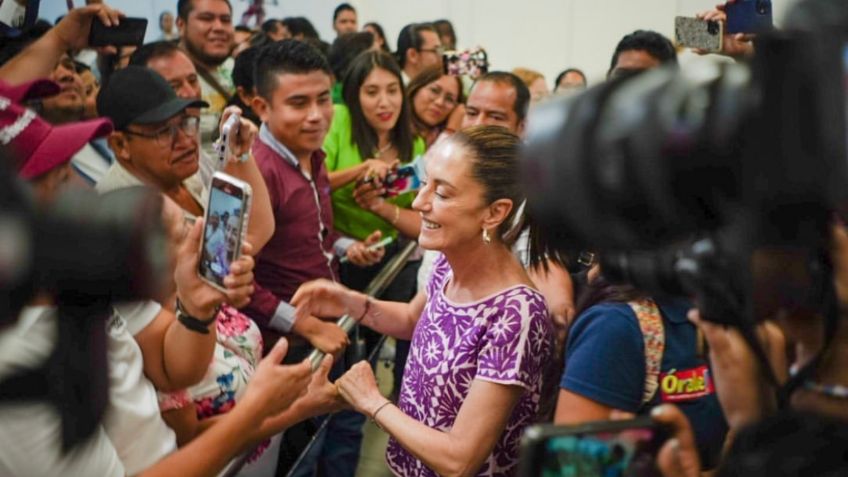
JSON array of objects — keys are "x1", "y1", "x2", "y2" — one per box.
[
  {"x1": 522, "y1": 62, "x2": 753, "y2": 253},
  {"x1": 707, "y1": 21, "x2": 719, "y2": 35}
]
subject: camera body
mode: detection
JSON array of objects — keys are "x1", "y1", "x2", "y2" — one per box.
[{"x1": 521, "y1": 0, "x2": 848, "y2": 322}]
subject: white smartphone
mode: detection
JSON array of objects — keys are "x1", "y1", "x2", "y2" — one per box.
[
  {"x1": 218, "y1": 113, "x2": 240, "y2": 165},
  {"x1": 675, "y1": 16, "x2": 723, "y2": 53},
  {"x1": 198, "y1": 172, "x2": 252, "y2": 291}
]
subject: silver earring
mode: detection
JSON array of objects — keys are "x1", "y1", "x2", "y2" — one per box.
[{"x1": 482, "y1": 228, "x2": 492, "y2": 244}]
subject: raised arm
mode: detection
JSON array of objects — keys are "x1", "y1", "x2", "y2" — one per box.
[
  {"x1": 137, "y1": 339, "x2": 312, "y2": 477},
  {"x1": 137, "y1": 220, "x2": 256, "y2": 391},
  {"x1": 290, "y1": 279, "x2": 427, "y2": 340},
  {"x1": 0, "y1": 4, "x2": 122, "y2": 84},
  {"x1": 219, "y1": 108, "x2": 274, "y2": 251}
]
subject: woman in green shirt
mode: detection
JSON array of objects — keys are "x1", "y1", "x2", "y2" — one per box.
[
  {"x1": 324, "y1": 50, "x2": 426, "y2": 243},
  {"x1": 323, "y1": 51, "x2": 425, "y2": 394}
]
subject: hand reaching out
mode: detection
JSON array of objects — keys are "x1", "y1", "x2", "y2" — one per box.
[{"x1": 240, "y1": 338, "x2": 312, "y2": 419}]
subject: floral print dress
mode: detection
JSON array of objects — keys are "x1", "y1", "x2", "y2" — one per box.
[{"x1": 158, "y1": 305, "x2": 268, "y2": 460}]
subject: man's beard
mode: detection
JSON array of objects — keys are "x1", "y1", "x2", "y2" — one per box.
[{"x1": 183, "y1": 37, "x2": 230, "y2": 69}]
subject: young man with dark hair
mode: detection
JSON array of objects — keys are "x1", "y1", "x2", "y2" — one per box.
[
  {"x1": 462, "y1": 71, "x2": 531, "y2": 135},
  {"x1": 176, "y1": 0, "x2": 236, "y2": 156},
  {"x1": 396, "y1": 22, "x2": 442, "y2": 83},
  {"x1": 332, "y1": 3, "x2": 357, "y2": 36},
  {"x1": 608, "y1": 29, "x2": 678, "y2": 79},
  {"x1": 249, "y1": 38, "x2": 382, "y2": 477}
]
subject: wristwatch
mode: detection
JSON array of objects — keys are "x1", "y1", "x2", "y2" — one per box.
[{"x1": 175, "y1": 299, "x2": 219, "y2": 334}]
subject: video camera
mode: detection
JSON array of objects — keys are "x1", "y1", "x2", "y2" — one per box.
[{"x1": 522, "y1": 0, "x2": 848, "y2": 326}]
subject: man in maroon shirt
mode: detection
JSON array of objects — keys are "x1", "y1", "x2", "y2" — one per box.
[
  {"x1": 246, "y1": 39, "x2": 383, "y2": 477},
  {"x1": 246, "y1": 41, "x2": 383, "y2": 357}
]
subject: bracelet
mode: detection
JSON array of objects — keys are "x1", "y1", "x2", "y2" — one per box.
[
  {"x1": 175, "y1": 299, "x2": 219, "y2": 334},
  {"x1": 371, "y1": 400, "x2": 393, "y2": 430},
  {"x1": 357, "y1": 296, "x2": 371, "y2": 323},
  {"x1": 391, "y1": 204, "x2": 400, "y2": 225}
]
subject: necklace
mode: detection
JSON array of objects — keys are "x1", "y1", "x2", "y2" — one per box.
[{"x1": 374, "y1": 142, "x2": 393, "y2": 158}]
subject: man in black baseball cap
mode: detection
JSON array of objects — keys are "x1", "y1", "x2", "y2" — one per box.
[{"x1": 96, "y1": 65, "x2": 209, "y2": 214}]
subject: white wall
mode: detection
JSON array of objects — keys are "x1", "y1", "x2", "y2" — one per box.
[{"x1": 39, "y1": 0, "x2": 798, "y2": 87}]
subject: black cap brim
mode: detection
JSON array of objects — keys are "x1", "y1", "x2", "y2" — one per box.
[{"x1": 131, "y1": 97, "x2": 210, "y2": 125}]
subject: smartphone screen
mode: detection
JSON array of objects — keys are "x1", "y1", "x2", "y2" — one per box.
[
  {"x1": 384, "y1": 165, "x2": 420, "y2": 197},
  {"x1": 199, "y1": 175, "x2": 246, "y2": 288},
  {"x1": 521, "y1": 419, "x2": 666, "y2": 477}
]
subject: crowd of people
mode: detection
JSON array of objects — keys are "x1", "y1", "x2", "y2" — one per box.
[{"x1": 1, "y1": 0, "x2": 847, "y2": 476}]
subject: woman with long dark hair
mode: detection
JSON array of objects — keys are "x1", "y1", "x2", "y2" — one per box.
[
  {"x1": 296, "y1": 126, "x2": 554, "y2": 476},
  {"x1": 323, "y1": 50, "x2": 426, "y2": 291},
  {"x1": 406, "y1": 66, "x2": 464, "y2": 147}
]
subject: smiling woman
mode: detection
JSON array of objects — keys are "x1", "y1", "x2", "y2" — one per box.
[
  {"x1": 322, "y1": 49, "x2": 424, "y2": 244},
  {"x1": 294, "y1": 125, "x2": 556, "y2": 477},
  {"x1": 407, "y1": 66, "x2": 464, "y2": 147}
]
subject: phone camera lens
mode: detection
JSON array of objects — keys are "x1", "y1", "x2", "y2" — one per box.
[{"x1": 707, "y1": 21, "x2": 718, "y2": 35}]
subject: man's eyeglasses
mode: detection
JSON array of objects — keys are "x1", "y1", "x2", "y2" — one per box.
[
  {"x1": 419, "y1": 46, "x2": 445, "y2": 56},
  {"x1": 124, "y1": 116, "x2": 199, "y2": 147}
]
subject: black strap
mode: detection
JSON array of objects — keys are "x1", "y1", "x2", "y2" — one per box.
[
  {"x1": 176, "y1": 300, "x2": 217, "y2": 334},
  {"x1": 196, "y1": 64, "x2": 232, "y2": 101}
]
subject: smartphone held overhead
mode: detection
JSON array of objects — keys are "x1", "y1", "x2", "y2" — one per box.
[
  {"x1": 675, "y1": 16, "x2": 723, "y2": 53},
  {"x1": 725, "y1": 0, "x2": 773, "y2": 34},
  {"x1": 88, "y1": 17, "x2": 148, "y2": 47},
  {"x1": 198, "y1": 172, "x2": 252, "y2": 291}
]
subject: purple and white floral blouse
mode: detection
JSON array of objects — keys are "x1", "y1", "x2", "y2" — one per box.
[{"x1": 386, "y1": 254, "x2": 554, "y2": 476}]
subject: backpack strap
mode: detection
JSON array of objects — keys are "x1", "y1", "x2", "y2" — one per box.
[{"x1": 628, "y1": 298, "x2": 666, "y2": 407}]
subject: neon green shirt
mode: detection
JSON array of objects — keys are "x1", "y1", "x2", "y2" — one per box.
[{"x1": 323, "y1": 104, "x2": 427, "y2": 240}]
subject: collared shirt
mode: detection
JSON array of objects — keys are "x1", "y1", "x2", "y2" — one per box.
[
  {"x1": 72, "y1": 139, "x2": 115, "y2": 185},
  {"x1": 243, "y1": 124, "x2": 351, "y2": 334}
]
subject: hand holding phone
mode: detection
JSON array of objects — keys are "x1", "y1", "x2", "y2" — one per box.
[
  {"x1": 198, "y1": 172, "x2": 252, "y2": 291},
  {"x1": 443, "y1": 48, "x2": 489, "y2": 79},
  {"x1": 216, "y1": 113, "x2": 241, "y2": 165},
  {"x1": 88, "y1": 16, "x2": 147, "y2": 47},
  {"x1": 339, "y1": 236, "x2": 393, "y2": 264}
]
